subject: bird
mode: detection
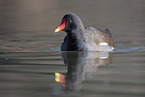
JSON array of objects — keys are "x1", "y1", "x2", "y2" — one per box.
[{"x1": 55, "y1": 13, "x2": 114, "y2": 51}]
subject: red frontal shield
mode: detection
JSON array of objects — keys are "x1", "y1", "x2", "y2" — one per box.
[{"x1": 55, "y1": 18, "x2": 66, "y2": 32}]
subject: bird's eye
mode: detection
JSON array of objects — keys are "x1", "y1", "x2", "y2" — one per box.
[{"x1": 67, "y1": 20, "x2": 72, "y2": 24}]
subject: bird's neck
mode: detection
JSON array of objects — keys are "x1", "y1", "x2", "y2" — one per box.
[
  {"x1": 66, "y1": 29, "x2": 88, "y2": 51},
  {"x1": 67, "y1": 28, "x2": 85, "y2": 41}
]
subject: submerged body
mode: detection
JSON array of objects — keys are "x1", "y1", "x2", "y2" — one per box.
[{"x1": 55, "y1": 13, "x2": 114, "y2": 51}]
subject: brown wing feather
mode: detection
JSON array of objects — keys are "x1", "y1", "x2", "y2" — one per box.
[{"x1": 85, "y1": 27, "x2": 114, "y2": 47}]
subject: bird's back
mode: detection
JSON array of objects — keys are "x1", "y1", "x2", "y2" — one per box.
[{"x1": 85, "y1": 27, "x2": 114, "y2": 51}]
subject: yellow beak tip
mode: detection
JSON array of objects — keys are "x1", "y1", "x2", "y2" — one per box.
[{"x1": 55, "y1": 29, "x2": 60, "y2": 32}]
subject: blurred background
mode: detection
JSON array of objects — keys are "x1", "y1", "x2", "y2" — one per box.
[
  {"x1": 1, "y1": 0, "x2": 145, "y2": 97},
  {"x1": 0, "y1": 0, "x2": 145, "y2": 51}
]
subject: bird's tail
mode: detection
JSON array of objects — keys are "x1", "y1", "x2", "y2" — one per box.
[{"x1": 104, "y1": 28, "x2": 112, "y2": 38}]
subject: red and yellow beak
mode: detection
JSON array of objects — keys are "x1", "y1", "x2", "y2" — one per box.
[{"x1": 55, "y1": 18, "x2": 66, "y2": 32}]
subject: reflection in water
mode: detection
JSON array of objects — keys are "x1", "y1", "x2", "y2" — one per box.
[
  {"x1": 55, "y1": 51, "x2": 113, "y2": 93},
  {"x1": 1, "y1": 52, "x2": 145, "y2": 96}
]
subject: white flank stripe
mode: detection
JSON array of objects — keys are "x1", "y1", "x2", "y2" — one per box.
[{"x1": 99, "y1": 42, "x2": 108, "y2": 45}]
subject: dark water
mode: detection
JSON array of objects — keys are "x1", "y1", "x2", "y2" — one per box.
[{"x1": 1, "y1": 0, "x2": 145, "y2": 97}]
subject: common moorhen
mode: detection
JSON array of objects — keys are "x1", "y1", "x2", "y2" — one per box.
[{"x1": 55, "y1": 13, "x2": 114, "y2": 51}]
